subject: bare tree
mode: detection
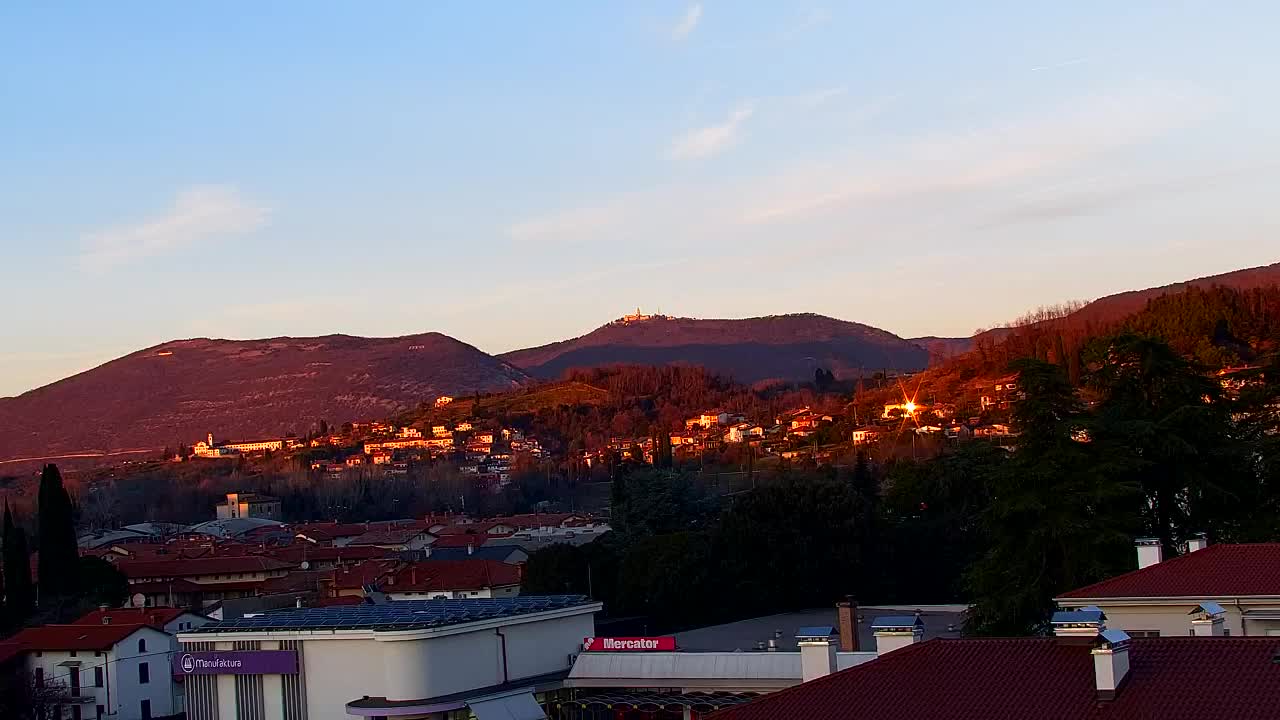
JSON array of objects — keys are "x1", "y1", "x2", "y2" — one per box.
[{"x1": 0, "y1": 672, "x2": 73, "y2": 720}]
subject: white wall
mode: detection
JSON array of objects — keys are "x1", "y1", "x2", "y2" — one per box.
[
  {"x1": 500, "y1": 613, "x2": 595, "y2": 682},
  {"x1": 380, "y1": 630, "x2": 503, "y2": 702},
  {"x1": 112, "y1": 628, "x2": 177, "y2": 720},
  {"x1": 300, "y1": 639, "x2": 387, "y2": 720}
]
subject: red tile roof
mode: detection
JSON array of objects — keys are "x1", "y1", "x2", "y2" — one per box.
[
  {"x1": 329, "y1": 559, "x2": 403, "y2": 590},
  {"x1": 385, "y1": 559, "x2": 520, "y2": 593},
  {"x1": 711, "y1": 637, "x2": 1280, "y2": 720},
  {"x1": 346, "y1": 527, "x2": 432, "y2": 546},
  {"x1": 1057, "y1": 544, "x2": 1280, "y2": 599},
  {"x1": 260, "y1": 544, "x2": 391, "y2": 565},
  {"x1": 0, "y1": 642, "x2": 26, "y2": 665},
  {"x1": 8, "y1": 623, "x2": 151, "y2": 651},
  {"x1": 73, "y1": 607, "x2": 193, "y2": 629},
  {"x1": 115, "y1": 555, "x2": 295, "y2": 579}
]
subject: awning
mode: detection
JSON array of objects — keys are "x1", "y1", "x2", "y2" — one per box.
[{"x1": 467, "y1": 691, "x2": 547, "y2": 720}]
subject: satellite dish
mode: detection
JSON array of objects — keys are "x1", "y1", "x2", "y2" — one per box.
[
  {"x1": 300, "y1": 560, "x2": 311, "y2": 570},
  {"x1": 131, "y1": 593, "x2": 146, "y2": 608}
]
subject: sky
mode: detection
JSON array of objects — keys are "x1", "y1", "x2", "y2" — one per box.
[{"x1": 3, "y1": 1, "x2": 1280, "y2": 397}]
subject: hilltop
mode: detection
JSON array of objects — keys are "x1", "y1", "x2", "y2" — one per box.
[
  {"x1": 501, "y1": 313, "x2": 929, "y2": 383},
  {"x1": 0, "y1": 333, "x2": 528, "y2": 464}
]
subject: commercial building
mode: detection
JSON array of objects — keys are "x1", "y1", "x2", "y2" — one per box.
[
  {"x1": 177, "y1": 595, "x2": 600, "y2": 720},
  {"x1": 1056, "y1": 540, "x2": 1280, "y2": 637},
  {"x1": 552, "y1": 604, "x2": 961, "y2": 718}
]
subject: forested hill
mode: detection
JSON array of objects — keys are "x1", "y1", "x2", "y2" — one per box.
[
  {"x1": 0, "y1": 333, "x2": 528, "y2": 463},
  {"x1": 969, "y1": 261, "x2": 1280, "y2": 347},
  {"x1": 501, "y1": 313, "x2": 929, "y2": 383},
  {"x1": 933, "y1": 284, "x2": 1280, "y2": 391}
]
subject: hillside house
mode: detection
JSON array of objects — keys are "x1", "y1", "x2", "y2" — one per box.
[
  {"x1": 726, "y1": 423, "x2": 764, "y2": 443},
  {"x1": 214, "y1": 492, "x2": 281, "y2": 521},
  {"x1": 852, "y1": 426, "x2": 884, "y2": 445}
]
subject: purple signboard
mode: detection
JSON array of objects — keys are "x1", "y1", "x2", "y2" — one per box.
[{"x1": 173, "y1": 650, "x2": 298, "y2": 676}]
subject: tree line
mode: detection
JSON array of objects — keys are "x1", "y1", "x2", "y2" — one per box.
[{"x1": 525, "y1": 334, "x2": 1280, "y2": 636}]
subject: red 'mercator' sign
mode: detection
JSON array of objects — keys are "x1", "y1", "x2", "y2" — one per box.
[{"x1": 583, "y1": 636, "x2": 676, "y2": 651}]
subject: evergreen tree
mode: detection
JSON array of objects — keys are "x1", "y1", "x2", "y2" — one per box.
[
  {"x1": 37, "y1": 464, "x2": 79, "y2": 600},
  {"x1": 1086, "y1": 335, "x2": 1249, "y2": 552},
  {"x1": 3, "y1": 502, "x2": 35, "y2": 621},
  {"x1": 965, "y1": 359, "x2": 1138, "y2": 636}
]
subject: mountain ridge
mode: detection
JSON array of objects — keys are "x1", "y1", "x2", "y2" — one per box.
[
  {"x1": 0, "y1": 331, "x2": 528, "y2": 462},
  {"x1": 501, "y1": 312, "x2": 930, "y2": 382}
]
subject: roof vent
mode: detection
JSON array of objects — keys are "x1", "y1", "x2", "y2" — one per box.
[
  {"x1": 1135, "y1": 538, "x2": 1162, "y2": 569},
  {"x1": 1051, "y1": 609, "x2": 1105, "y2": 644},
  {"x1": 796, "y1": 626, "x2": 836, "y2": 683},
  {"x1": 1189, "y1": 602, "x2": 1226, "y2": 636},
  {"x1": 871, "y1": 616, "x2": 924, "y2": 656},
  {"x1": 1092, "y1": 629, "x2": 1132, "y2": 700}
]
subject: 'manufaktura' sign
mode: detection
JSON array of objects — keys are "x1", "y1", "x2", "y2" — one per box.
[{"x1": 173, "y1": 650, "x2": 298, "y2": 676}]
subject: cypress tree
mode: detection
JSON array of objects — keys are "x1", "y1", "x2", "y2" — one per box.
[
  {"x1": 37, "y1": 464, "x2": 79, "y2": 600},
  {"x1": 3, "y1": 502, "x2": 34, "y2": 619}
]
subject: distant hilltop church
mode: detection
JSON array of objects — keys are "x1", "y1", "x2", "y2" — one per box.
[{"x1": 614, "y1": 307, "x2": 670, "y2": 325}]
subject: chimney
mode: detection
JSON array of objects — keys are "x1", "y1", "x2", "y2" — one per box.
[
  {"x1": 1189, "y1": 601, "x2": 1226, "y2": 636},
  {"x1": 1186, "y1": 533, "x2": 1209, "y2": 553},
  {"x1": 871, "y1": 616, "x2": 924, "y2": 655},
  {"x1": 1135, "y1": 538, "x2": 1162, "y2": 569},
  {"x1": 1051, "y1": 608, "x2": 1106, "y2": 644},
  {"x1": 796, "y1": 626, "x2": 837, "y2": 682},
  {"x1": 1091, "y1": 629, "x2": 1132, "y2": 700},
  {"x1": 837, "y1": 600, "x2": 859, "y2": 652},
  {"x1": 766, "y1": 638, "x2": 778, "y2": 652}
]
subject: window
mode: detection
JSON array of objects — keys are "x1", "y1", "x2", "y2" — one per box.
[
  {"x1": 72, "y1": 706, "x2": 82, "y2": 720},
  {"x1": 96, "y1": 706, "x2": 104, "y2": 720},
  {"x1": 95, "y1": 667, "x2": 104, "y2": 687},
  {"x1": 141, "y1": 699, "x2": 152, "y2": 720},
  {"x1": 70, "y1": 650, "x2": 78, "y2": 657},
  {"x1": 138, "y1": 662, "x2": 150, "y2": 684},
  {"x1": 35, "y1": 668, "x2": 43, "y2": 688},
  {"x1": 1129, "y1": 630, "x2": 1161, "y2": 638},
  {"x1": 71, "y1": 668, "x2": 81, "y2": 695},
  {"x1": 138, "y1": 638, "x2": 147, "y2": 653}
]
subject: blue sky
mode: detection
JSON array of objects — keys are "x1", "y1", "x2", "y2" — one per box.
[{"x1": 3, "y1": 1, "x2": 1279, "y2": 397}]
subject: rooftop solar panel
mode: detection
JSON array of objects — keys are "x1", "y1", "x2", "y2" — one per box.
[{"x1": 189, "y1": 595, "x2": 593, "y2": 634}]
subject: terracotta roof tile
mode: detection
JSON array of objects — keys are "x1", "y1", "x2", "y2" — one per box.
[
  {"x1": 73, "y1": 607, "x2": 192, "y2": 629},
  {"x1": 115, "y1": 555, "x2": 295, "y2": 579},
  {"x1": 711, "y1": 637, "x2": 1280, "y2": 720},
  {"x1": 1058, "y1": 544, "x2": 1280, "y2": 599},
  {"x1": 8, "y1": 623, "x2": 151, "y2": 651}
]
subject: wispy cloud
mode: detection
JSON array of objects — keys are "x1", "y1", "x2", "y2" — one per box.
[
  {"x1": 779, "y1": 7, "x2": 830, "y2": 41},
  {"x1": 794, "y1": 86, "x2": 848, "y2": 110},
  {"x1": 669, "y1": 103, "x2": 756, "y2": 160},
  {"x1": 506, "y1": 204, "x2": 623, "y2": 243},
  {"x1": 1031, "y1": 57, "x2": 1090, "y2": 72},
  {"x1": 671, "y1": 3, "x2": 703, "y2": 40},
  {"x1": 740, "y1": 87, "x2": 1208, "y2": 224},
  {"x1": 80, "y1": 185, "x2": 268, "y2": 270}
]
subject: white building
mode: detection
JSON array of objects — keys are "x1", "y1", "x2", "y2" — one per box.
[
  {"x1": 177, "y1": 595, "x2": 600, "y2": 720},
  {"x1": 10, "y1": 623, "x2": 177, "y2": 720},
  {"x1": 725, "y1": 423, "x2": 763, "y2": 443},
  {"x1": 1056, "y1": 539, "x2": 1280, "y2": 637}
]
